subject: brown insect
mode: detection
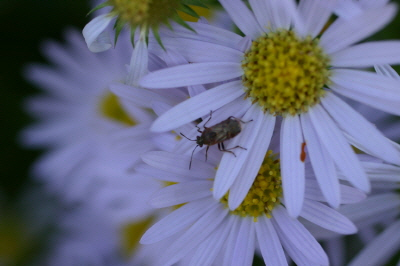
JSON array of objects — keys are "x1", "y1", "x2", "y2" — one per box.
[
  {"x1": 300, "y1": 142, "x2": 306, "y2": 162},
  {"x1": 180, "y1": 111, "x2": 252, "y2": 169}
]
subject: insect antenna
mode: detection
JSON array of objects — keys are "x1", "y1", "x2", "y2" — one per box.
[{"x1": 180, "y1": 132, "x2": 196, "y2": 141}]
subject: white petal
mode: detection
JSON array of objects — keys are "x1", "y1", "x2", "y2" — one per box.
[
  {"x1": 189, "y1": 216, "x2": 234, "y2": 266},
  {"x1": 330, "y1": 69, "x2": 400, "y2": 116},
  {"x1": 320, "y1": 4, "x2": 397, "y2": 54},
  {"x1": 222, "y1": 216, "x2": 241, "y2": 266},
  {"x1": 255, "y1": 216, "x2": 288, "y2": 266},
  {"x1": 280, "y1": 115, "x2": 305, "y2": 218},
  {"x1": 126, "y1": 37, "x2": 148, "y2": 86},
  {"x1": 321, "y1": 93, "x2": 400, "y2": 165},
  {"x1": 248, "y1": 0, "x2": 271, "y2": 33},
  {"x1": 300, "y1": 199, "x2": 357, "y2": 234},
  {"x1": 149, "y1": 181, "x2": 212, "y2": 208},
  {"x1": 273, "y1": 206, "x2": 329, "y2": 265},
  {"x1": 140, "y1": 62, "x2": 242, "y2": 89},
  {"x1": 141, "y1": 151, "x2": 215, "y2": 179},
  {"x1": 307, "y1": 104, "x2": 370, "y2": 192},
  {"x1": 219, "y1": 0, "x2": 264, "y2": 39},
  {"x1": 110, "y1": 83, "x2": 173, "y2": 109},
  {"x1": 304, "y1": 180, "x2": 366, "y2": 204},
  {"x1": 161, "y1": 204, "x2": 228, "y2": 266},
  {"x1": 331, "y1": 41, "x2": 400, "y2": 67},
  {"x1": 227, "y1": 112, "x2": 276, "y2": 209},
  {"x1": 140, "y1": 198, "x2": 216, "y2": 244},
  {"x1": 231, "y1": 217, "x2": 256, "y2": 266},
  {"x1": 157, "y1": 38, "x2": 244, "y2": 63},
  {"x1": 349, "y1": 220, "x2": 400, "y2": 266},
  {"x1": 297, "y1": 0, "x2": 337, "y2": 38},
  {"x1": 150, "y1": 80, "x2": 244, "y2": 132},
  {"x1": 362, "y1": 161, "x2": 400, "y2": 182},
  {"x1": 301, "y1": 114, "x2": 341, "y2": 208},
  {"x1": 264, "y1": 0, "x2": 299, "y2": 31},
  {"x1": 375, "y1": 64, "x2": 400, "y2": 80},
  {"x1": 213, "y1": 105, "x2": 264, "y2": 199},
  {"x1": 340, "y1": 193, "x2": 400, "y2": 224},
  {"x1": 82, "y1": 14, "x2": 113, "y2": 52}
]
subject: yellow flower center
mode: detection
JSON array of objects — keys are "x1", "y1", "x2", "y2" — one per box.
[
  {"x1": 109, "y1": 0, "x2": 181, "y2": 28},
  {"x1": 99, "y1": 92, "x2": 136, "y2": 126},
  {"x1": 221, "y1": 150, "x2": 283, "y2": 221},
  {"x1": 242, "y1": 30, "x2": 331, "y2": 116}
]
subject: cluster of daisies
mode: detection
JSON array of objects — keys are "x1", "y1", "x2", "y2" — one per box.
[{"x1": 23, "y1": 0, "x2": 400, "y2": 265}]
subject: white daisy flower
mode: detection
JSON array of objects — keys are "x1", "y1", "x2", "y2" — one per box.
[
  {"x1": 139, "y1": 149, "x2": 363, "y2": 266},
  {"x1": 82, "y1": 0, "x2": 207, "y2": 52},
  {"x1": 21, "y1": 29, "x2": 157, "y2": 204},
  {"x1": 140, "y1": 0, "x2": 400, "y2": 217}
]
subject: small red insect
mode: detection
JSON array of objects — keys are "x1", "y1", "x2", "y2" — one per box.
[
  {"x1": 180, "y1": 111, "x2": 252, "y2": 169},
  {"x1": 300, "y1": 142, "x2": 306, "y2": 162}
]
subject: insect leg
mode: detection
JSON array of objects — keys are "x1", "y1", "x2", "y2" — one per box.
[
  {"x1": 205, "y1": 145, "x2": 210, "y2": 162},
  {"x1": 227, "y1": 116, "x2": 253, "y2": 124},
  {"x1": 189, "y1": 145, "x2": 199, "y2": 170},
  {"x1": 203, "y1": 110, "x2": 213, "y2": 128},
  {"x1": 218, "y1": 142, "x2": 237, "y2": 157}
]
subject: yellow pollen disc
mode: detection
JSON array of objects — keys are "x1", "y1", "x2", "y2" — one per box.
[
  {"x1": 108, "y1": 0, "x2": 181, "y2": 28},
  {"x1": 221, "y1": 150, "x2": 283, "y2": 222},
  {"x1": 242, "y1": 30, "x2": 331, "y2": 116},
  {"x1": 99, "y1": 92, "x2": 136, "y2": 126}
]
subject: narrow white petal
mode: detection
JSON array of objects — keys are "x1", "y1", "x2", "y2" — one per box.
[
  {"x1": 349, "y1": 220, "x2": 400, "y2": 266},
  {"x1": 331, "y1": 69, "x2": 400, "y2": 116},
  {"x1": 297, "y1": 0, "x2": 337, "y2": 38},
  {"x1": 308, "y1": 105, "x2": 370, "y2": 192},
  {"x1": 110, "y1": 83, "x2": 173, "y2": 109},
  {"x1": 304, "y1": 180, "x2": 366, "y2": 204},
  {"x1": 320, "y1": 4, "x2": 397, "y2": 54},
  {"x1": 140, "y1": 198, "x2": 216, "y2": 244},
  {"x1": 140, "y1": 62, "x2": 243, "y2": 89},
  {"x1": 280, "y1": 115, "x2": 305, "y2": 218},
  {"x1": 158, "y1": 38, "x2": 244, "y2": 63},
  {"x1": 248, "y1": 0, "x2": 271, "y2": 33},
  {"x1": 213, "y1": 105, "x2": 264, "y2": 199},
  {"x1": 340, "y1": 193, "x2": 400, "y2": 224},
  {"x1": 375, "y1": 64, "x2": 400, "y2": 80},
  {"x1": 264, "y1": 0, "x2": 298, "y2": 31},
  {"x1": 231, "y1": 218, "x2": 256, "y2": 266},
  {"x1": 362, "y1": 161, "x2": 400, "y2": 182},
  {"x1": 82, "y1": 14, "x2": 113, "y2": 52},
  {"x1": 126, "y1": 37, "x2": 148, "y2": 86},
  {"x1": 331, "y1": 41, "x2": 400, "y2": 67},
  {"x1": 255, "y1": 216, "x2": 288, "y2": 266},
  {"x1": 161, "y1": 204, "x2": 228, "y2": 266},
  {"x1": 189, "y1": 216, "x2": 234, "y2": 266},
  {"x1": 273, "y1": 206, "x2": 329, "y2": 265},
  {"x1": 300, "y1": 199, "x2": 357, "y2": 234},
  {"x1": 322, "y1": 93, "x2": 400, "y2": 165},
  {"x1": 149, "y1": 181, "x2": 212, "y2": 208},
  {"x1": 301, "y1": 114, "x2": 340, "y2": 208},
  {"x1": 228, "y1": 113, "x2": 276, "y2": 209},
  {"x1": 141, "y1": 151, "x2": 215, "y2": 179},
  {"x1": 219, "y1": 0, "x2": 264, "y2": 39},
  {"x1": 276, "y1": 226, "x2": 318, "y2": 266},
  {"x1": 150, "y1": 81, "x2": 244, "y2": 132},
  {"x1": 222, "y1": 216, "x2": 241, "y2": 266}
]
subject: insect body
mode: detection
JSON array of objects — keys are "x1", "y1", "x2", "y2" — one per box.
[{"x1": 181, "y1": 111, "x2": 252, "y2": 169}]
